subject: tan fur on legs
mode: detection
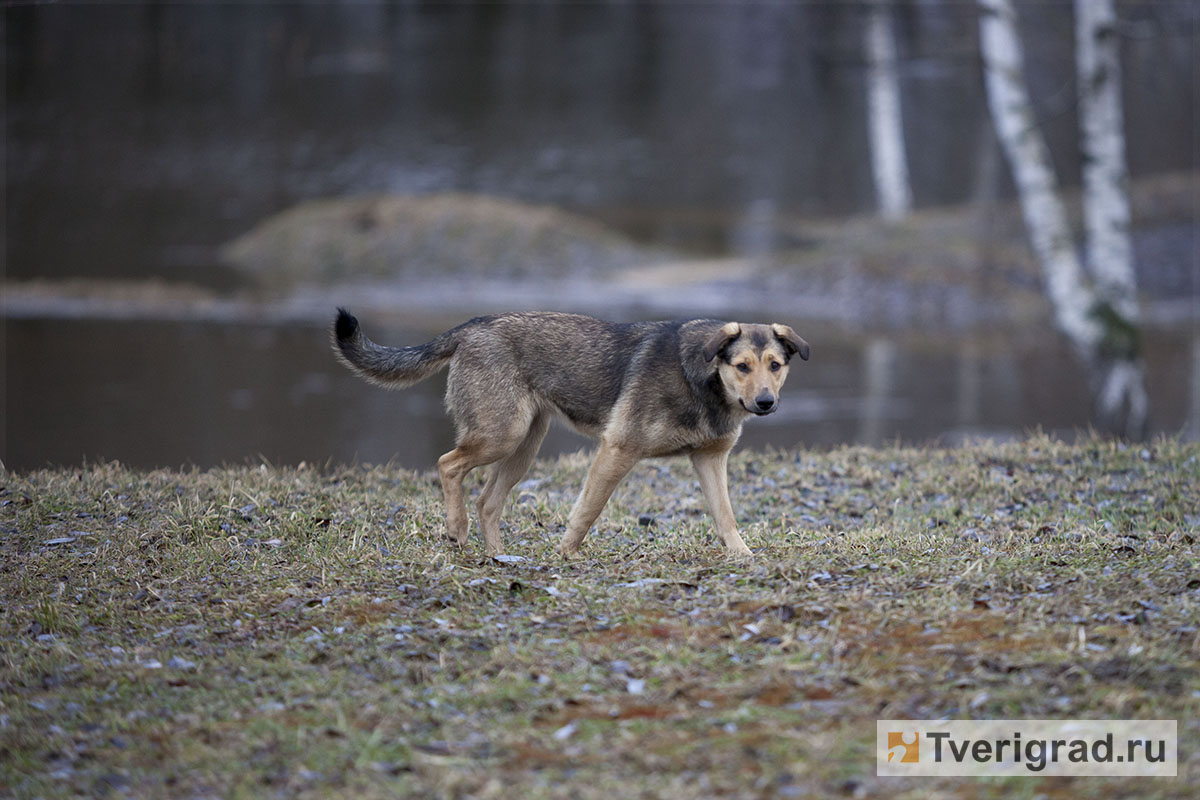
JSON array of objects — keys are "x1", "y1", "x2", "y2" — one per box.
[
  {"x1": 438, "y1": 354, "x2": 538, "y2": 551},
  {"x1": 437, "y1": 443, "x2": 489, "y2": 546},
  {"x1": 476, "y1": 413, "x2": 551, "y2": 556},
  {"x1": 437, "y1": 417, "x2": 534, "y2": 548},
  {"x1": 691, "y1": 447, "x2": 753, "y2": 557},
  {"x1": 559, "y1": 440, "x2": 640, "y2": 557}
]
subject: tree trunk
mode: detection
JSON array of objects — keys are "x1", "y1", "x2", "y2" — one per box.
[
  {"x1": 978, "y1": 0, "x2": 1148, "y2": 438},
  {"x1": 979, "y1": 0, "x2": 1100, "y2": 352},
  {"x1": 865, "y1": 0, "x2": 912, "y2": 222},
  {"x1": 1076, "y1": 0, "x2": 1138, "y2": 324},
  {"x1": 1076, "y1": 0, "x2": 1147, "y2": 437}
]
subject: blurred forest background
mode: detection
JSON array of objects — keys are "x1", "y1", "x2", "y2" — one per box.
[{"x1": 4, "y1": 0, "x2": 1198, "y2": 470}]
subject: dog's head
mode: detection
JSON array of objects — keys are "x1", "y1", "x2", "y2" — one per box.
[{"x1": 703, "y1": 322, "x2": 809, "y2": 416}]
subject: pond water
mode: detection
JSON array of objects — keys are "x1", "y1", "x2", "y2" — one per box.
[
  {"x1": 5, "y1": 5, "x2": 1198, "y2": 471},
  {"x1": 8, "y1": 3, "x2": 1197, "y2": 287},
  {"x1": 5, "y1": 315, "x2": 1196, "y2": 472}
]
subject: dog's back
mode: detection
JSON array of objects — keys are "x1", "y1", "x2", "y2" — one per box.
[
  {"x1": 335, "y1": 310, "x2": 714, "y2": 435},
  {"x1": 458, "y1": 313, "x2": 675, "y2": 432}
]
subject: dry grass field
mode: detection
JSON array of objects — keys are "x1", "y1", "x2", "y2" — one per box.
[{"x1": 2, "y1": 436, "x2": 1198, "y2": 798}]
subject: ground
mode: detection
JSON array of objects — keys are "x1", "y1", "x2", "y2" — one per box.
[
  {"x1": 2, "y1": 436, "x2": 1198, "y2": 798},
  {"x1": 6, "y1": 172, "x2": 1194, "y2": 332}
]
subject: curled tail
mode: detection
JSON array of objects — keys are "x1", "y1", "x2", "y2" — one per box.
[{"x1": 332, "y1": 308, "x2": 457, "y2": 388}]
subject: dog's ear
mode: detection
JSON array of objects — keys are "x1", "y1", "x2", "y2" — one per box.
[
  {"x1": 703, "y1": 322, "x2": 742, "y2": 362},
  {"x1": 771, "y1": 323, "x2": 810, "y2": 361}
]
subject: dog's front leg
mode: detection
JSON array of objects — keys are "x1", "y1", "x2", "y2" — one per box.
[
  {"x1": 559, "y1": 440, "x2": 639, "y2": 558},
  {"x1": 690, "y1": 448, "x2": 753, "y2": 557}
]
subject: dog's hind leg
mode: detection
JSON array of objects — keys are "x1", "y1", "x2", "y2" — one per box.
[
  {"x1": 437, "y1": 442, "x2": 494, "y2": 548},
  {"x1": 476, "y1": 412, "x2": 551, "y2": 557},
  {"x1": 438, "y1": 424, "x2": 530, "y2": 550},
  {"x1": 438, "y1": 355, "x2": 536, "y2": 550},
  {"x1": 690, "y1": 447, "x2": 753, "y2": 557},
  {"x1": 559, "y1": 439, "x2": 640, "y2": 558}
]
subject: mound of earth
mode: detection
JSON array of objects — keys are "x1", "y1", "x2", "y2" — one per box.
[{"x1": 220, "y1": 193, "x2": 667, "y2": 287}]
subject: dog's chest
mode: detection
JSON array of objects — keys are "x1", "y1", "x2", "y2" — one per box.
[{"x1": 607, "y1": 396, "x2": 742, "y2": 457}]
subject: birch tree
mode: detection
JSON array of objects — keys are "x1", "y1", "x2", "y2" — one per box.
[
  {"x1": 1076, "y1": 0, "x2": 1146, "y2": 435},
  {"x1": 1077, "y1": 0, "x2": 1138, "y2": 322},
  {"x1": 978, "y1": 0, "x2": 1147, "y2": 437},
  {"x1": 865, "y1": 0, "x2": 912, "y2": 222}
]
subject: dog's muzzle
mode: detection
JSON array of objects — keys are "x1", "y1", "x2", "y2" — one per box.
[{"x1": 742, "y1": 394, "x2": 778, "y2": 415}]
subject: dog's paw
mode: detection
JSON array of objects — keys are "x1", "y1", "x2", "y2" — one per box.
[{"x1": 727, "y1": 544, "x2": 755, "y2": 560}]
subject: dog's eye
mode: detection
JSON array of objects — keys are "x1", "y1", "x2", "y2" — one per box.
[
  {"x1": 736, "y1": 363, "x2": 751, "y2": 374},
  {"x1": 769, "y1": 361, "x2": 782, "y2": 372}
]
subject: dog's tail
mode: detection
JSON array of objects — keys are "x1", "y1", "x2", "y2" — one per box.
[{"x1": 331, "y1": 308, "x2": 458, "y2": 389}]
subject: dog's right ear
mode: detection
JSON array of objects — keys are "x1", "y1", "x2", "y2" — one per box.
[
  {"x1": 702, "y1": 322, "x2": 741, "y2": 362},
  {"x1": 771, "y1": 323, "x2": 810, "y2": 361}
]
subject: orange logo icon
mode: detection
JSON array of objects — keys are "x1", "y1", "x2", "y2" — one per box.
[{"x1": 887, "y1": 731, "x2": 920, "y2": 763}]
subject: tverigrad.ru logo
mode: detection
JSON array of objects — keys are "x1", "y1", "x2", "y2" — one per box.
[
  {"x1": 877, "y1": 720, "x2": 1176, "y2": 777},
  {"x1": 886, "y1": 731, "x2": 919, "y2": 763}
]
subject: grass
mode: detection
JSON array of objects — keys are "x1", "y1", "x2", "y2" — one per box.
[{"x1": 2, "y1": 435, "x2": 1198, "y2": 798}]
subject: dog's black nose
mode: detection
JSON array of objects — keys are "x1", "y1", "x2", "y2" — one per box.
[{"x1": 755, "y1": 394, "x2": 776, "y2": 412}]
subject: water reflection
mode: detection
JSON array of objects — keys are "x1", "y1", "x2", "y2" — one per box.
[
  {"x1": 5, "y1": 317, "x2": 1194, "y2": 472},
  {"x1": 1189, "y1": 335, "x2": 1200, "y2": 442},
  {"x1": 859, "y1": 338, "x2": 898, "y2": 445},
  {"x1": 5, "y1": 4, "x2": 1198, "y2": 467},
  {"x1": 7, "y1": 3, "x2": 1195, "y2": 286}
]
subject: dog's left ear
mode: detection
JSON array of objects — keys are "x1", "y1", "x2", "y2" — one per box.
[
  {"x1": 771, "y1": 323, "x2": 810, "y2": 361},
  {"x1": 703, "y1": 322, "x2": 742, "y2": 362}
]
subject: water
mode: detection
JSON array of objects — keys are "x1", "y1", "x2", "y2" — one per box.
[
  {"x1": 7, "y1": 4, "x2": 1197, "y2": 285},
  {"x1": 5, "y1": 316, "x2": 1195, "y2": 472},
  {"x1": 5, "y1": 5, "x2": 1198, "y2": 470}
]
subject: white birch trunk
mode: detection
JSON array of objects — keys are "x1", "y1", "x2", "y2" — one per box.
[
  {"x1": 978, "y1": 0, "x2": 1102, "y2": 353},
  {"x1": 979, "y1": 0, "x2": 1148, "y2": 438},
  {"x1": 1076, "y1": 0, "x2": 1148, "y2": 437},
  {"x1": 865, "y1": 0, "x2": 912, "y2": 222},
  {"x1": 1076, "y1": 0, "x2": 1139, "y2": 325}
]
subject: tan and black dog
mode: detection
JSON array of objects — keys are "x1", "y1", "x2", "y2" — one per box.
[{"x1": 332, "y1": 310, "x2": 808, "y2": 558}]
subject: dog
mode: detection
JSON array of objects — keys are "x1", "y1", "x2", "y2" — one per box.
[{"x1": 332, "y1": 309, "x2": 808, "y2": 558}]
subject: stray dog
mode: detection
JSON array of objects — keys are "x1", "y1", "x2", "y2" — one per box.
[{"x1": 332, "y1": 310, "x2": 808, "y2": 558}]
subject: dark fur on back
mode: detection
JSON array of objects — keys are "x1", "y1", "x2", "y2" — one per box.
[
  {"x1": 333, "y1": 311, "x2": 758, "y2": 451},
  {"x1": 452, "y1": 314, "x2": 733, "y2": 441}
]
